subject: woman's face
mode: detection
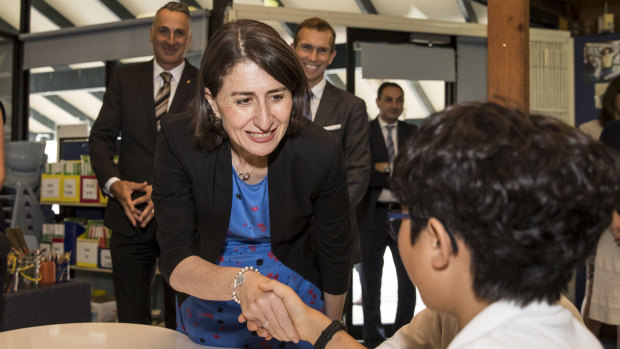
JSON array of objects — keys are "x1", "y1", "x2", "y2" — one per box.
[{"x1": 206, "y1": 61, "x2": 292, "y2": 158}]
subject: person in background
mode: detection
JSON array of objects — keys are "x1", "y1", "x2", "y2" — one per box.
[
  {"x1": 152, "y1": 19, "x2": 352, "y2": 348},
  {"x1": 88, "y1": 1, "x2": 197, "y2": 328},
  {"x1": 588, "y1": 120, "x2": 620, "y2": 349},
  {"x1": 358, "y1": 82, "x2": 416, "y2": 348},
  {"x1": 291, "y1": 17, "x2": 370, "y2": 271},
  {"x1": 0, "y1": 100, "x2": 8, "y2": 289},
  {"x1": 579, "y1": 76, "x2": 620, "y2": 140},
  {"x1": 252, "y1": 102, "x2": 616, "y2": 349},
  {"x1": 579, "y1": 75, "x2": 620, "y2": 333},
  {"x1": 600, "y1": 47, "x2": 618, "y2": 81}
]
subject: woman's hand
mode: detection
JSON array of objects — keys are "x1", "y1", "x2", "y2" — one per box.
[
  {"x1": 236, "y1": 271, "x2": 300, "y2": 343},
  {"x1": 257, "y1": 280, "x2": 332, "y2": 344}
]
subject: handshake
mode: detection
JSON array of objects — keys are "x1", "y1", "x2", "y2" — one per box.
[{"x1": 236, "y1": 277, "x2": 355, "y2": 349}]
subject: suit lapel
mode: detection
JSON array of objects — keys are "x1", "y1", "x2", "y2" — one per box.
[
  {"x1": 397, "y1": 121, "x2": 409, "y2": 146},
  {"x1": 213, "y1": 142, "x2": 233, "y2": 236},
  {"x1": 141, "y1": 61, "x2": 157, "y2": 134},
  {"x1": 267, "y1": 139, "x2": 287, "y2": 243},
  {"x1": 169, "y1": 61, "x2": 197, "y2": 114},
  {"x1": 314, "y1": 82, "x2": 338, "y2": 127},
  {"x1": 370, "y1": 119, "x2": 389, "y2": 161}
]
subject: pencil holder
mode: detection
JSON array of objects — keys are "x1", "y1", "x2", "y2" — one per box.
[
  {"x1": 17, "y1": 255, "x2": 40, "y2": 289},
  {"x1": 56, "y1": 260, "x2": 70, "y2": 283},
  {"x1": 39, "y1": 261, "x2": 56, "y2": 286}
]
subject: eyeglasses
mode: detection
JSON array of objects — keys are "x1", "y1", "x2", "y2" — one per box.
[{"x1": 387, "y1": 211, "x2": 459, "y2": 253}]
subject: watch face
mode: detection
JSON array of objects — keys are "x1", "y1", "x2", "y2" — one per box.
[{"x1": 235, "y1": 273, "x2": 246, "y2": 285}]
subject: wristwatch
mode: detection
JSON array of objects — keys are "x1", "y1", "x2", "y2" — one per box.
[
  {"x1": 232, "y1": 266, "x2": 259, "y2": 304},
  {"x1": 384, "y1": 163, "x2": 392, "y2": 175}
]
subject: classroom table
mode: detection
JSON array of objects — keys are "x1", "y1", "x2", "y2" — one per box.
[{"x1": 0, "y1": 322, "x2": 235, "y2": 349}]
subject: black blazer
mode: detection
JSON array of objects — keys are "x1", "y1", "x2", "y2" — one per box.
[
  {"x1": 89, "y1": 60, "x2": 198, "y2": 236},
  {"x1": 359, "y1": 118, "x2": 417, "y2": 229},
  {"x1": 153, "y1": 114, "x2": 353, "y2": 297}
]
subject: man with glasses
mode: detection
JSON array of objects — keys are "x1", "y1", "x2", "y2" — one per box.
[{"x1": 358, "y1": 82, "x2": 417, "y2": 348}]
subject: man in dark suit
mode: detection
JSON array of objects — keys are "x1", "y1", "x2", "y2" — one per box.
[
  {"x1": 291, "y1": 17, "x2": 371, "y2": 271},
  {"x1": 359, "y1": 82, "x2": 417, "y2": 348},
  {"x1": 88, "y1": 2, "x2": 198, "y2": 328}
]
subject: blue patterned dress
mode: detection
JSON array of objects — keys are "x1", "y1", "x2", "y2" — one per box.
[{"x1": 176, "y1": 169, "x2": 325, "y2": 348}]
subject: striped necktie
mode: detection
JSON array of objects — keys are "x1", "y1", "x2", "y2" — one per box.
[
  {"x1": 155, "y1": 72, "x2": 172, "y2": 132},
  {"x1": 385, "y1": 125, "x2": 396, "y2": 162}
]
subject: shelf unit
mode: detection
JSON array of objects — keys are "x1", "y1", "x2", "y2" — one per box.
[
  {"x1": 72, "y1": 265, "x2": 113, "y2": 274},
  {"x1": 41, "y1": 201, "x2": 106, "y2": 208}
]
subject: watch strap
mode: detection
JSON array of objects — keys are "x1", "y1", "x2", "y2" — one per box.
[{"x1": 314, "y1": 320, "x2": 346, "y2": 349}]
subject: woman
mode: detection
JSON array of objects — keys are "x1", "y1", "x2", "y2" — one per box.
[
  {"x1": 579, "y1": 76, "x2": 620, "y2": 333},
  {"x1": 152, "y1": 19, "x2": 352, "y2": 348},
  {"x1": 579, "y1": 76, "x2": 620, "y2": 140},
  {"x1": 588, "y1": 120, "x2": 620, "y2": 349}
]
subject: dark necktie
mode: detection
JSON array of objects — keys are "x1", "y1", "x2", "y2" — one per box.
[
  {"x1": 155, "y1": 72, "x2": 172, "y2": 132},
  {"x1": 385, "y1": 125, "x2": 396, "y2": 162},
  {"x1": 305, "y1": 91, "x2": 314, "y2": 120}
]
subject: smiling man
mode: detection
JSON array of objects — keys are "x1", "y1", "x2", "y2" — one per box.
[
  {"x1": 89, "y1": 1, "x2": 198, "y2": 329},
  {"x1": 358, "y1": 82, "x2": 417, "y2": 348},
  {"x1": 292, "y1": 17, "x2": 370, "y2": 275}
]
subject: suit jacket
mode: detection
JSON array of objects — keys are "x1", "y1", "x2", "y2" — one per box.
[
  {"x1": 314, "y1": 81, "x2": 370, "y2": 209},
  {"x1": 359, "y1": 118, "x2": 417, "y2": 229},
  {"x1": 314, "y1": 82, "x2": 371, "y2": 263},
  {"x1": 153, "y1": 113, "x2": 353, "y2": 298},
  {"x1": 89, "y1": 60, "x2": 198, "y2": 236}
]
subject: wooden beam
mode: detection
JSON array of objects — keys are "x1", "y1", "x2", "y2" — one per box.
[{"x1": 487, "y1": 0, "x2": 530, "y2": 111}]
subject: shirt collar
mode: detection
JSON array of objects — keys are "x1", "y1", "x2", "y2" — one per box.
[
  {"x1": 377, "y1": 115, "x2": 398, "y2": 129},
  {"x1": 153, "y1": 59, "x2": 185, "y2": 82},
  {"x1": 448, "y1": 300, "x2": 568, "y2": 348},
  {"x1": 310, "y1": 79, "x2": 327, "y2": 101}
]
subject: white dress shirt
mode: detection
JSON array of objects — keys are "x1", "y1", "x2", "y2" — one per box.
[
  {"x1": 309, "y1": 79, "x2": 327, "y2": 121},
  {"x1": 377, "y1": 117, "x2": 399, "y2": 203},
  {"x1": 153, "y1": 60, "x2": 185, "y2": 110},
  {"x1": 447, "y1": 300, "x2": 601, "y2": 349},
  {"x1": 104, "y1": 59, "x2": 186, "y2": 195}
]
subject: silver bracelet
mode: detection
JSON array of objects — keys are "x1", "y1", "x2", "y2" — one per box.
[{"x1": 232, "y1": 266, "x2": 259, "y2": 304}]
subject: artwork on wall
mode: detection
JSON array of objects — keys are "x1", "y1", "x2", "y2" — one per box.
[{"x1": 574, "y1": 34, "x2": 620, "y2": 126}]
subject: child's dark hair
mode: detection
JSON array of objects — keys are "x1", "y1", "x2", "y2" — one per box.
[{"x1": 392, "y1": 102, "x2": 620, "y2": 306}]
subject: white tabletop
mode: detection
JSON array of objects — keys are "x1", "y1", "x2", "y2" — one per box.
[{"x1": 0, "y1": 322, "x2": 233, "y2": 349}]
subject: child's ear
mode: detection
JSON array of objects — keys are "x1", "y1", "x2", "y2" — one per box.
[{"x1": 427, "y1": 217, "x2": 453, "y2": 270}]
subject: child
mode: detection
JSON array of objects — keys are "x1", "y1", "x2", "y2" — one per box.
[{"x1": 246, "y1": 102, "x2": 619, "y2": 349}]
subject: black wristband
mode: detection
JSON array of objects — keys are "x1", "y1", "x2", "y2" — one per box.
[{"x1": 315, "y1": 320, "x2": 346, "y2": 349}]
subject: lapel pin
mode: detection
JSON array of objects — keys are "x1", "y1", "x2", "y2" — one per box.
[{"x1": 186, "y1": 79, "x2": 191, "y2": 84}]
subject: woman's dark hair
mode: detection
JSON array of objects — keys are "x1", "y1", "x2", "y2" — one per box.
[
  {"x1": 190, "y1": 19, "x2": 309, "y2": 151},
  {"x1": 392, "y1": 102, "x2": 620, "y2": 306},
  {"x1": 0, "y1": 99, "x2": 5, "y2": 124},
  {"x1": 598, "y1": 76, "x2": 620, "y2": 126}
]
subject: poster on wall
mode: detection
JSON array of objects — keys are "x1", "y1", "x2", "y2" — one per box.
[
  {"x1": 574, "y1": 34, "x2": 620, "y2": 127},
  {"x1": 583, "y1": 41, "x2": 620, "y2": 109}
]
